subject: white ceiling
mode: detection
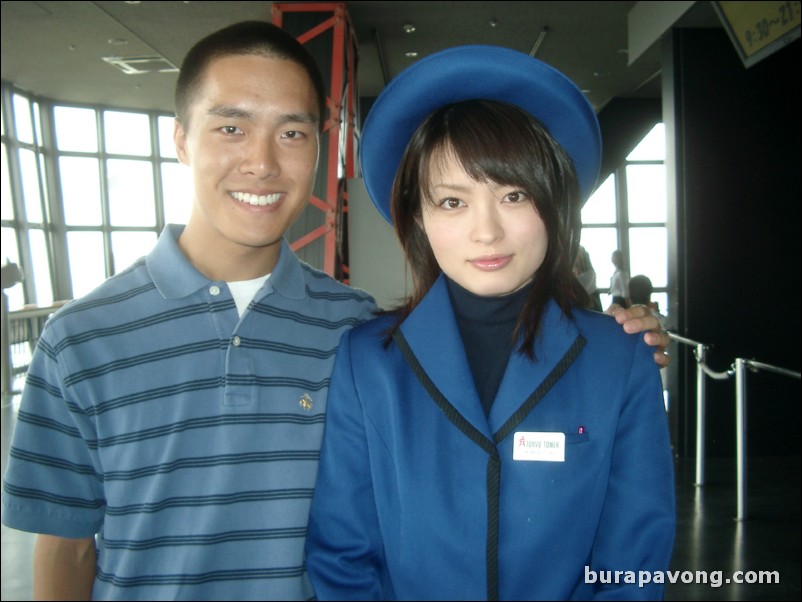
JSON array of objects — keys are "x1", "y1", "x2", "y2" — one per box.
[{"x1": 1, "y1": 1, "x2": 722, "y2": 115}]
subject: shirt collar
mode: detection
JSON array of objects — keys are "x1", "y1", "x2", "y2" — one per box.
[
  {"x1": 147, "y1": 224, "x2": 306, "y2": 300},
  {"x1": 147, "y1": 224, "x2": 208, "y2": 299},
  {"x1": 445, "y1": 276, "x2": 531, "y2": 325},
  {"x1": 265, "y1": 238, "x2": 307, "y2": 300}
]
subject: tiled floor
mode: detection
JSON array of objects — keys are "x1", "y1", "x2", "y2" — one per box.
[{"x1": 1, "y1": 397, "x2": 800, "y2": 601}]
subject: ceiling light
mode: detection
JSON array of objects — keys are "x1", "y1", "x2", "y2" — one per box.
[
  {"x1": 402, "y1": 23, "x2": 416, "y2": 34},
  {"x1": 405, "y1": 52, "x2": 418, "y2": 58},
  {"x1": 103, "y1": 56, "x2": 178, "y2": 75},
  {"x1": 529, "y1": 25, "x2": 550, "y2": 57}
]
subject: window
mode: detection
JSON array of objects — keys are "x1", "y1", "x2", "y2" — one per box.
[
  {"x1": 1, "y1": 92, "x2": 53, "y2": 307},
  {"x1": 0, "y1": 83, "x2": 192, "y2": 310},
  {"x1": 580, "y1": 123, "x2": 668, "y2": 314}
]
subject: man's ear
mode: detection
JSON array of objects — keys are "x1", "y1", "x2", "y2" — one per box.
[{"x1": 174, "y1": 118, "x2": 190, "y2": 166}]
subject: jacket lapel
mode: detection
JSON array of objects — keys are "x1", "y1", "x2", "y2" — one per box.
[
  {"x1": 399, "y1": 276, "x2": 492, "y2": 440},
  {"x1": 398, "y1": 278, "x2": 585, "y2": 443},
  {"x1": 489, "y1": 300, "x2": 583, "y2": 439}
]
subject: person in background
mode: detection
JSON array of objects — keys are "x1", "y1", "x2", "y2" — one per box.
[
  {"x1": 629, "y1": 275, "x2": 665, "y2": 328},
  {"x1": 610, "y1": 249, "x2": 630, "y2": 308},
  {"x1": 629, "y1": 274, "x2": 669, "y2": 400},
  {"x1": 305, "y1": 45, "x2": 675, "y2": 600},
  {"x1": 1, "y1": 25, "x2": 670, "y2": 601},
  {"x1": 573, "y1": 245, "x2": 603, "y2": 311}
]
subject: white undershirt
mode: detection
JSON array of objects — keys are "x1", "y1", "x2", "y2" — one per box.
[{"x1": 227, "y1": 274, "x2": 270, "y2": 317}]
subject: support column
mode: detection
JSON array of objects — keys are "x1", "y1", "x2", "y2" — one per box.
[{"x1": 272, "y1": 3, "x2": 359, "y2": 281}]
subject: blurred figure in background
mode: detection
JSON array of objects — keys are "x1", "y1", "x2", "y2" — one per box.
[
  {"x1": 609, "y1": 249, "x2": 630, "y2": 308},
  {"x1": 630, "y1": 274, "x2": 669, "y2": 408},
  {"x1": 573, "y1": 245, "x2": 602, "y2": 311},
  {"x1": 629, "y1": 275, "x2": 665, "y2": 327}
]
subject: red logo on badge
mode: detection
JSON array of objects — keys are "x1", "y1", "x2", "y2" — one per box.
[{"x1": 578, "y1": 426, "x2": 585, "y2": 435}]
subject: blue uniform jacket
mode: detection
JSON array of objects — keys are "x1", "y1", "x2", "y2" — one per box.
[{"x1": 306, "y1": 276, "x2": 675, "y2": 600}]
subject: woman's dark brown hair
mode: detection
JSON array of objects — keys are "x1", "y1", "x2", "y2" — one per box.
[{"x1": 388, "y1": 99, "x2": 589, "y2": 357}]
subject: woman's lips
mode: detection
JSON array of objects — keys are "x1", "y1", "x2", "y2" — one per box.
[{"x1": 469, "y1": 255, "x2": 512, "y2": 271}]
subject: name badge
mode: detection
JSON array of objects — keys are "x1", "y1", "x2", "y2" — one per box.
[{"x1": 513, "y1": 432, "x2": 565, "y2": 462}]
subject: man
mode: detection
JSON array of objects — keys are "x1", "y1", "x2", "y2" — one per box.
[{"x1": 2, "y1": 21, "x2": 668, "y2": 600}]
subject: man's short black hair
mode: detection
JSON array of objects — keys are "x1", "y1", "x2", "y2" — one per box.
[{"x1": 174, "y1": 20, "x2": 326, "y2": 129}]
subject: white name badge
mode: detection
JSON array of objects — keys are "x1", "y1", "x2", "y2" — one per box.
[{"x1": 513, "y1": 432, "x2": 566, "y2": 462}]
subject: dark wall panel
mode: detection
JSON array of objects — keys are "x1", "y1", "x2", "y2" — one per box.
[{"x1": 672, "y1": 29, "x2": 800, "y2": 457}]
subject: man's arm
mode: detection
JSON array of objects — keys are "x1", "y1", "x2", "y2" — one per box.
[
  {"x1": 608, "y1": 304, "x2": 670, "y2": 368},
  {"x1": 34, "y1": 534, "x2": 96, "y2": 601}
]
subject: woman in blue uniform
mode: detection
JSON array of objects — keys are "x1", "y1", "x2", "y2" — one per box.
[{"x1": 305, "y1": 45, "x2": 675, "y2": 601}]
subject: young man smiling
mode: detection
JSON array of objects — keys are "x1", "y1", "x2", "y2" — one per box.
[
  {"x1": 173, "y1": 52, "x2": 321, "y2": 281},
  {"x1": 2, "y1": 21, "x2": 669, "y2": 601},
  {"x1": 1, "y1": 22, "x2": 376, "y2": 600}
]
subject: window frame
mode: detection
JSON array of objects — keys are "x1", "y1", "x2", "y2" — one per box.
[
  {"x1": 1, "y1": 82, "x2": 182, "y2": 309},
  {"x1": 580, "y1": 123, "x2": 669, "y2": 313}
]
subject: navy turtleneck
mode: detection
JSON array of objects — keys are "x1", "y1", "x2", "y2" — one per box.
[{"x1": 445, "y1": 277, "x2": 532, "y2": 417}]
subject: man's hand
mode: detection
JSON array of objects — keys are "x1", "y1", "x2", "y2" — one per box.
[{"x1": 608, "y1": 304, "x2": 670, "y2": 368}]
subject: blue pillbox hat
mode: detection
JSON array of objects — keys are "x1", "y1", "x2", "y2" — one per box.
[{"x1": 361, "y1": 45, "x2": 602, "y2": 223}]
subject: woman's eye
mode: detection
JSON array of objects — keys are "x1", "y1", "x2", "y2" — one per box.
[
  {"x1": 440, "y1": 198, "x2": 463, "y2": 210},
  {"x1": 505, "y1": 191, "x2": 527, "y2": 203}
]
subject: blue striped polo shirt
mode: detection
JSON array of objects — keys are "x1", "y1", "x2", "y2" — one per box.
[{"x1": 1, "y1": 224, "x2": 377, "y2": 600}]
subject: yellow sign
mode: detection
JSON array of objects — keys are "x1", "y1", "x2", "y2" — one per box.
[{"x1": 714, "y1": 1, "x2": 801, "y2": 66}]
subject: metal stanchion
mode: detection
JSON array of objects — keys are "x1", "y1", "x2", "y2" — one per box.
[
  {"x1": 668, "y1": 333, "x2": 715, "y2": 486},
  {"x1": 668, "y1": 331, "x2": 800, "y2": 521},
  {"x1": 695, "y1": 343, "x2": 706, "y2": 486},
  {"x1": 734, "y1": 359, "x2": 801, "y2": 521},
  {"x1": 735, "y1": 358, "x2": 747, "y2": 521}
]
